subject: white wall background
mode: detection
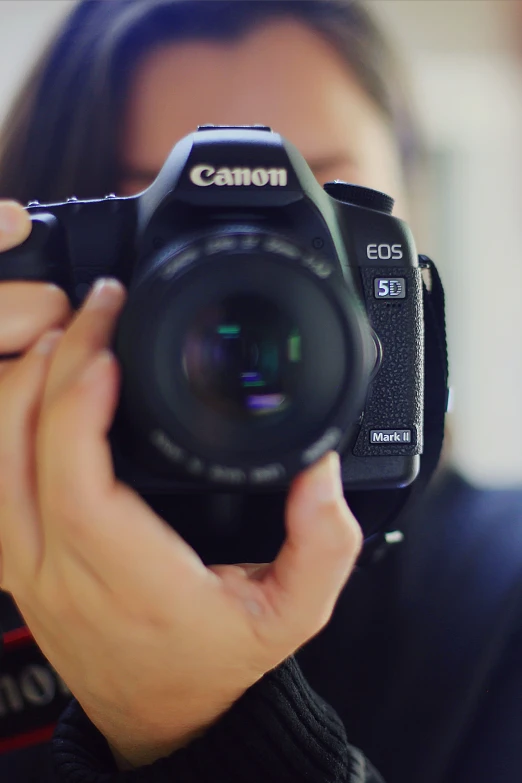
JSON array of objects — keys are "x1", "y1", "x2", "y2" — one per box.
[
  {"x1": 0, "y1": 0, "x2": 521, "y2": 486},
  {"x1": 368, "y1": 0, "x2": 522, "y2": 485}
]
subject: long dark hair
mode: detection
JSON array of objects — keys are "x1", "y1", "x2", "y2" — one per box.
[{"x1": 0, "y1": 0, "x2": 421, "y2": 204}]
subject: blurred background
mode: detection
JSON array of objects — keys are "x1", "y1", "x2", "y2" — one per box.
[{"x1": 0, "y1": 0, "x2": 521, "y2": 486}]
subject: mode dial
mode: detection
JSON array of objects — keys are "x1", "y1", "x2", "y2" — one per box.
[{"x1": 323, "y1": 181, "x2": 394, "y2": 215}]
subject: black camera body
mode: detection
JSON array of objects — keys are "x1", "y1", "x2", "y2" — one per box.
[{"x1": 0, "y1": 126, "x2": 423, "y2": 495}]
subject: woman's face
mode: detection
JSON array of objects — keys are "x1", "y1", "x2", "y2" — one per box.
[{"x1": 120, "y1": 17, "x2": 407, "y2": 216}]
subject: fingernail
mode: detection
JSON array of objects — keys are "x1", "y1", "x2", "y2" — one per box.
[
  {"x1": 79, "y1": 350, "x2": 114, "y2": 385},
  {"x1": 308, "y1": 452, "x2": 343, "y2": 504},
  {"x1": 35, "y1": 329, "x2": 63, "y2": 355},
  {"x1": 46, "y1": 283, "x2": 65, "y2": 295},
  {"x1": 84, "y1": 278, "x2": 124, "y2": 310}
]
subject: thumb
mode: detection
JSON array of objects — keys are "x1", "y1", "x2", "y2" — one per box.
[
  {"x1": 261, "y1": 452, "x2": 362, "y2": 644},
  {"x1": 0, "y1": 201, "x2": 32, "y2": 252}
]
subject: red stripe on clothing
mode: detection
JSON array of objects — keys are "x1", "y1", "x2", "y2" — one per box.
[
  {"x1": 2, "y1": 626, "x2": 33, "y2": 651},
  {"x1": 0, "y1": 723, "x2": 56, "y2": 754}
]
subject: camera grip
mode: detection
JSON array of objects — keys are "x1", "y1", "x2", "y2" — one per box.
[
  {"x1": 353, "y1": 266, "x2": 424, "y2": 457},
  {"x1": 0, "y1": 213, "x2": 71, "y2": 291}
]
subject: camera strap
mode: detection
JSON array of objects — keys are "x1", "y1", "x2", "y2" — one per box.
[{"x1": 0, "y1": 625, "x2": 71, "y2": 761}]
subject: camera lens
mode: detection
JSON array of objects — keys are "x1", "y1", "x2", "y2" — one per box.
[
  {"x1": 115, "y1": 230, "x2": 373, "y2": 481},
  {"x1": 182, "y1": 294, "x2": 300, "y2": 420}
]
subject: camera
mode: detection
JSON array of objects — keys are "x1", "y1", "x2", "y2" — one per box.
[{"x1": 0, "y1": 125, "x2": 424, "y2": 495}]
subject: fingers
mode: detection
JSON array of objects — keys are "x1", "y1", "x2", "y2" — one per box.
[
  {"x1": 0, "y1": 200, "x2": 31, "y2": 251},
  {"x1": 42, "y1": 278, "x2": 126, "y2": 406},
  {"x1": 35, "y1": 279, "x2": 206, "y2": 595},
  {"x1": 37, "y1": 279, "x2": 126, "y2": 510},
  {"x1": 0, "y1": 201, "x2": 71, "y2": 357},
  {"x1": 260, "y1": 452, "x2": 362, "y2": 644},
  {"x1": 40, "y1": 350, "x2": 121, "y2": 501},
  {"x1": 0, "y1": 330, "x2": 63, "y2": 589},
  {"x1": 0, "y1": 283, "x2": 71, "y2": 355},
  {"x1": 37, "y1": 345, "x2": 207, "y2": 607}
]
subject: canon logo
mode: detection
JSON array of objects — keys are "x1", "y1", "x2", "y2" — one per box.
[{"x1": 189, "y1": 164, "x2": 288, "y2": 187}]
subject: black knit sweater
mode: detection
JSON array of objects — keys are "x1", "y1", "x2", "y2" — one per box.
[{"x1": 51, "y1": 656, "x2": 384, "y2": 783}]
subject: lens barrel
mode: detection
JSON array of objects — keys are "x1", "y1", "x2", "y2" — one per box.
[{"x1": 114, "y1": 229, "x2": 372, "y2": 485}]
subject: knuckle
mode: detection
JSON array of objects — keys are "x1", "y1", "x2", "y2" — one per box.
[
  {"x1": 302, "y1": 599, "x2": 339, "y2": 640},
  {"x1": 281, "y1": 609, "x2": 331, "y2": 650},
  {"x1": 319, "y1": 501, "x2": 363, "y2": 555},
  {"x1": 343, "y1": 511, "x2": 364, "y2": 554},
  {"x1": 317, "y1": 598, "x2": 339, "y2": 630},
  {"x1": 295, "y1": 613, "x2": 323, "y2": 641}
]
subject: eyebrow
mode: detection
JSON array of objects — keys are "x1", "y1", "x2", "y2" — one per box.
[{"x1": 120, "y1": 153, "x2": 355, "y2": 183}]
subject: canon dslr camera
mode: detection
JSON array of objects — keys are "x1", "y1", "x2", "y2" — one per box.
[{"x1": 0, "y1": 125, "x2": 424, "y2": 494}]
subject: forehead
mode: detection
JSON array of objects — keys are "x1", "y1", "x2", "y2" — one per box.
[{"x1": 121, "y1": 17, "x2": 392, "y2": 171}]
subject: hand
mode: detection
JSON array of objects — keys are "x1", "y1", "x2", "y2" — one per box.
[
  {"x1": 0, "y1": 200, "x2": 69, "y2": 364},
  {"x1": 0, "y1": 200, "x2": 363, "y2": 769}
]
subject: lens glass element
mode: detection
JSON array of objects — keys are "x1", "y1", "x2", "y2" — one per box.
[{"x1": 182, "y1": 294, "x2": 302, "y2": 419}]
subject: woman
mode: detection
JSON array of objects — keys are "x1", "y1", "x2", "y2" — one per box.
[{"x1": 1, "y1": 2, "x2": 521, "y2": 783}]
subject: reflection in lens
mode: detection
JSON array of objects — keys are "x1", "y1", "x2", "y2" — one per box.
[
  {"x1": 182, "y1": 294, "x2": 302, "y2": 420},
  {"x1": 247, "y1": 393, "x2": 286, "y2": 411}
]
